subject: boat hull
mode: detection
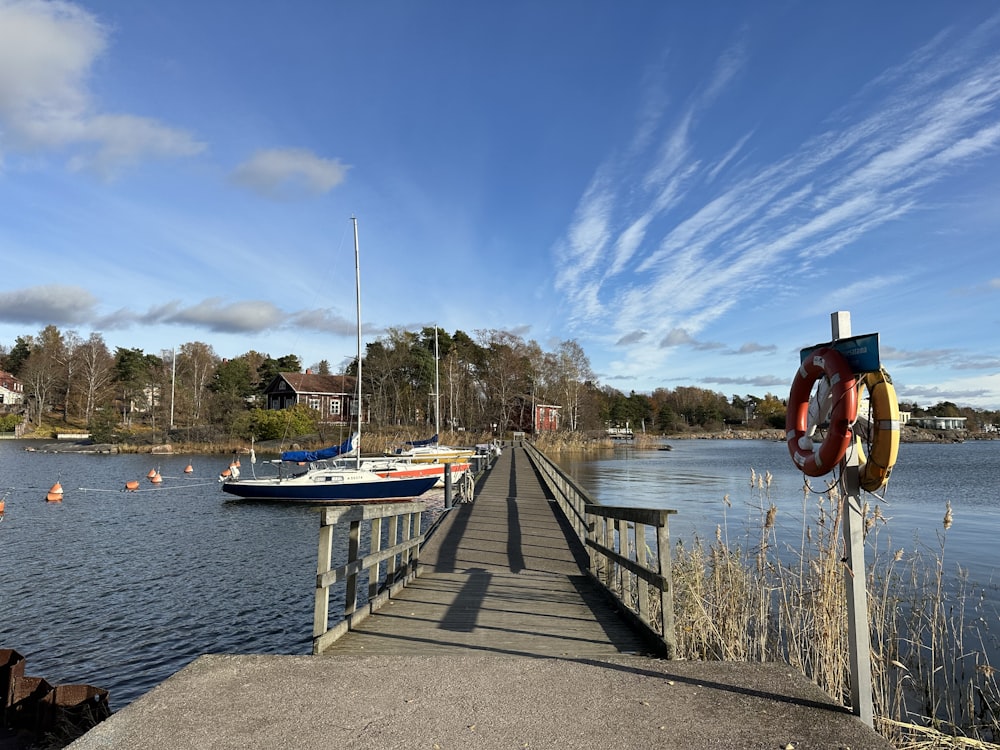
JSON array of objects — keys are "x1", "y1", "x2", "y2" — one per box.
[{"x1": 221, "y1": 473, "x2": 438, "y2": 503}]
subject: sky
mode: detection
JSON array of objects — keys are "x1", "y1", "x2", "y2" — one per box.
[{"x1": 1, "y1": 1, "x2": 1000, "y2": 410}]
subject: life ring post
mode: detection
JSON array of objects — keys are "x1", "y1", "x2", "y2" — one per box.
[{"x1": 831, "y1": 310, "x2": 875, "y2": 728}]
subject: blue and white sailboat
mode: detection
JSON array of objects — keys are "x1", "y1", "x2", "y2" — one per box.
[{"x1": 221, "y1": 218, "x2": 438, "y2": 504}]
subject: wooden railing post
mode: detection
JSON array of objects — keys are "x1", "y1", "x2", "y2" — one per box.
[
  {"x1": 313, "y1": 502, "x2": 427, "y2": 654},
  {"x1": 657, "y1": 514, "x2": 676, "y2": 659},
  {"x1": 635, "y1": 522, "x2": 650, "y2": 624},
  {"x1": 368, "y1": 516, "x2": 383, "y2": 601},
  {"x1": 344, "y1": 518, "x2": 361, "y2": 617},
  {"x1": 313, "y1": 521, "x2": 334, "y2": 642}
]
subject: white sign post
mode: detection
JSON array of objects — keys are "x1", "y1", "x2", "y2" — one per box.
[{"x1": 831, "y1": 311, "x2": 875, "y2": 727}]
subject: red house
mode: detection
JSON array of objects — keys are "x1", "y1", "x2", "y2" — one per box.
[{"x1": 534, "y1": 404, "x2": 561, "y2": 433}]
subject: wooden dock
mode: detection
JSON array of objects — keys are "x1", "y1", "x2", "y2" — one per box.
[
  {"x1": 68, "y1": 444, "x2": 895, "y2": 749},
  {"x1": 319, "y1": 445, "x2": 650, "y2": 658}
]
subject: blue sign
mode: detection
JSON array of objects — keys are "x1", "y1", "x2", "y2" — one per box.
[{"x1": 800, "y1": 332, "x2": 880, "y2": 374}]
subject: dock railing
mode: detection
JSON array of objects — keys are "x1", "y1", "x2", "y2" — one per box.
[
  {"x1": 523, "y1": 441, "x2": 677, "y2": 658},
  {"x1": 313, "y1": 501, "x2": 426, "y2": 654}
]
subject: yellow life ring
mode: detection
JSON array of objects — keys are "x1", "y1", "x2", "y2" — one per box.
[{"x1": 855, "y1": 368, "x2": 899, "y2": 492}]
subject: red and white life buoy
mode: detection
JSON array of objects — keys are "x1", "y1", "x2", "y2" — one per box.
[{"x1": 786, "y1": 347, "x2": 858, "y2": 477}]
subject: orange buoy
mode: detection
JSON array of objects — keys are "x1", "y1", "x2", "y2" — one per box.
[
  {"x1": 46, "y1": 482, "x2": 64, "y2": 503},
  {"x1": 125, "y1": 480, "x2": 140, "y2": 491},
  {"x1": 150, "y1": 472, "x2": 163, "y2": 484},
  {"x1": 184, "y1": 464, "x2": 193, "y2": 474},
  {"x1": 0, "y1": 498, "x2": 5, "y2": 514},
  {"x1": 147, "y1": 468, "x2": 157, "y2": 479}
]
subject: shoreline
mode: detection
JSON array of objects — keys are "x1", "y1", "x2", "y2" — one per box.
[{"x1": 12, "y1": 423, "x2": 989, "y2": 455}]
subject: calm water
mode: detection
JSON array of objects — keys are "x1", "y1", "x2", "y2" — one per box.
[
  {"x1": 1, "y1": 438, "x2": 997, "y2": 711},
  {"x1": 0, "y1": 441, "x2": 444, "y2": 710},
  {"x1": 555, "y1": 438, "x2": 1000, "y2": 586}
]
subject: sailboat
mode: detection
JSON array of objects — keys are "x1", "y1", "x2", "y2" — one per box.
[
  {"x1": 221, "y1": 218, "x2": 439, "y2": 504},
  {"x1": 389, "y1": 327, "x2": 475, "y2": 480}
]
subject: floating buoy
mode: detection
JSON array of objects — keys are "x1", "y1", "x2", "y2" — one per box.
[
  {"x1": 147, "y1": 468, "x2": 158, "y2": 479},
  {"x1": 46, "y1": 482, "x2": 64, "y2": 503},
  {"x1": 184, "y1": 464, "x2": 193, "y2": 474},
  {"x1": 125, "y1": 480, "x2": 140, "y2": 491},
  {"x1": 0, "y1": 498, "x2": 5, "y2": 513},
  {"x1": 150, "y1": 472, "x2": 163, "y2": 484}
]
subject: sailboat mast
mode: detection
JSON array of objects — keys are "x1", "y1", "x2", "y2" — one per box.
[
  {"x1": 352, "y1": 216, "x2": 362, "y2": 470},
  {"x1": 434, "y1": 326, "x2": 440, "y2": 440}
]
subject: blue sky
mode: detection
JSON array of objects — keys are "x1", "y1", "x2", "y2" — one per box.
[{"x1": 2, "y1": 1, "x2": 999, "y2": 409}]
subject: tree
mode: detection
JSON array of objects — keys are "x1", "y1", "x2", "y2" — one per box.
[
  {"x1": 754, "y1": 393, "x2": 787, "y2": 428},
  {"x1": 20, "y1": 326, "x2": 66, "y2": 426},
  {"x1": 175, "y1": 342, "x2": 218, "y2": 425},
  {"x1": 230, "y1": 403, "x2": 317, "y2": 441},
  {"x1": 4, "y1": 336, "x2": 32, "y2": 376},
  {"x1": 114, "y1": 348, "x2": 161, "y2": 428},
  {"x1": 554, "y1": 340, "x2": 593, "y2": 431},
  {"x1": 76, "y1": 333, "x2": 115, "y2": 425}
]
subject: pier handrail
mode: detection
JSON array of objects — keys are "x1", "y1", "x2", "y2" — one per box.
[
  {"x1": 522, "y1": 441, "x2": 677, "y2": 658},
  {"x1": 313, "y1": 501, "x2": 426, "y2": 654}
]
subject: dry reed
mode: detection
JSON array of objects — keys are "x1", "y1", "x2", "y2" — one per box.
[{"x1": 669, "y1": 469, "x2": 1000, "y2": 748}]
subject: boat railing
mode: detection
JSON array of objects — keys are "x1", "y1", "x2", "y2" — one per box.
[
  {"x1": 312, "y1": 501, "x2": 426, "y2": 654},
  {"x1": 522, "y1": 441, "x2": 677, "y2": 658}
]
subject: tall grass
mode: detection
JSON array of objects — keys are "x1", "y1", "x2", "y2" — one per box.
[{"x1": 669, "y1": 470, "x2": 1000, "y2": 748}]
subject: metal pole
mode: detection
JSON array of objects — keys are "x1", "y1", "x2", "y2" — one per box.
[
  {"x1": 444, "y1": 463, "x2": 453, "y2": 509},
  {"x1": 170, "y1": 347, "x2": 176, "y2": 430},
  {"x1": 831, "y1": 311, "x2": 874, "y2": 727}
]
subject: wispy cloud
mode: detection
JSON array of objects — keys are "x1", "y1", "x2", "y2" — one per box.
[
  {"x1": 554, "y1": 17, "x2": 1000, "y2": 380},
  {"x1": 0, "y1": 0, "x2": 204, "y2": 177}
]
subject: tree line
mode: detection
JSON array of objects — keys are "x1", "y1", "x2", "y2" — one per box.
[{"x1": 1, "y1": 324, "x2": 997, "y2": 441}]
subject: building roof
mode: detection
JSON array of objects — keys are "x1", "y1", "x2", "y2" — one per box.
[{"x1": 273, "y1": 372, "x2": 356, "y2": 395}]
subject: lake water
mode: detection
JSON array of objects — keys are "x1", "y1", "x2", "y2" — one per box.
[
  {"x1": 0, "y1": 441, "x2": 446, "y2": 710},
  {"x1": 1, "y1": 437, "x2": 996, "y2": 711},
  {"x1": 554, "y1": 437, "x2": 1000, "y2": 590}
]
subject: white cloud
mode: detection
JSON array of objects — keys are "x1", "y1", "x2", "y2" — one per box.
[
  {"x1": 230, "y1": 148, "x2": 350, "y2": 199},
  {"x1": 0, "y1": 0, "x2": 205, "y2": 176}
]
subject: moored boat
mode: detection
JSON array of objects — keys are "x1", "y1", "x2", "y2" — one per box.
[{"x1": 220, "y1": 217, "x2": 438, "y2": 505}]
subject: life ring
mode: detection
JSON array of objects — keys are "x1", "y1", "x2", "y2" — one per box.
[
  {"x1": 855, "y1": 368, "x2": 899, "y2": 492},
  {"x1": 786, "y1": 347, "x2": 858, "y2": 477}
]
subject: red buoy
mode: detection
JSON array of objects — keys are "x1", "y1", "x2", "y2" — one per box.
[{"x1": 46, "y1": 482, "x2": 64, "y2": 503}]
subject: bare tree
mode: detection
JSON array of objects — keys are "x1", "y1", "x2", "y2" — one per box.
[
  {"x1": 556, "y1": 339, "x2": 593, "y2": 431},
  {"x1": 77, "y1": 333, "x2": 115, "y2": 424},
  {"x1": 20, "y1": 326, "x2": 66, "y2": 426}
]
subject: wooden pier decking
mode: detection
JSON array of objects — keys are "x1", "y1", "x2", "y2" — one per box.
[
  {"x1": 319, "y1": 445, "x2": 650, "y2": 658},
  {"x1": 68, "y1": 444, "x2": 895, "y2": 750}
]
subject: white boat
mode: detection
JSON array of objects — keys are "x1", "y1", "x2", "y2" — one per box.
[
  {"x1": 222, "y1": 218, "x2": 438, "y2": 504},
  {"x1": 387, "y1": 328, "x2": 475, "y2": 484}
]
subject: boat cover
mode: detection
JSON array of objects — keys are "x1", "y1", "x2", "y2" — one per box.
[
  {"x1": 394, "y1": 434, "x2": 439, "y2": 452},
  {"x1": 281, "y1": 433, "x2": 357, "y2": 462}
]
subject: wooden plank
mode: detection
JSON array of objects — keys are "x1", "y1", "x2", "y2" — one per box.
[{"x1": 319, "y1": 446, "x2": 652, "y2": 659}]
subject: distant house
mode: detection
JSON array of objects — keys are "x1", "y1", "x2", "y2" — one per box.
[
  {"x1": 0, "y1": 370, "x2": 24, "y2": 408},
  {"x1": 534, "y1": 404, "x2": 561, "y2": 433},
  {"x1": 263, "y1": 371, "x2": 366, "y2": 424},
  {"x1": 909, "y1": 415, "x2": 967, "y2": 430}
]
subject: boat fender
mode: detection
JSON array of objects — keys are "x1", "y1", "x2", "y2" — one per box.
[{"x1": 786, "y1": 347, "x2": 858, "y2": 477}]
